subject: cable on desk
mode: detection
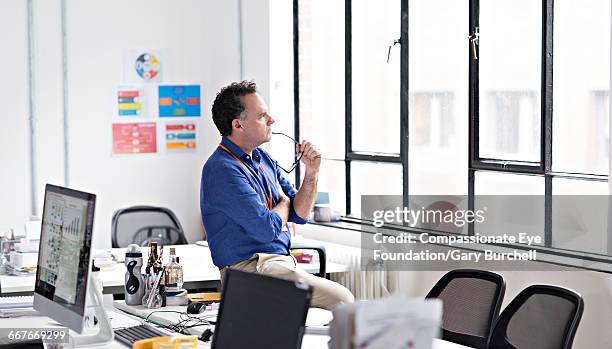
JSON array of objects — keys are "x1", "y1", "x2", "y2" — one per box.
[{"x1": 143, "y1": 310, "x2": 215, "y2": 335}]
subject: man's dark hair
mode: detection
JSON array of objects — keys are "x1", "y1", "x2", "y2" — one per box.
[{"x1": 211, "y1": 80, "x2": 258, "y2": 136}]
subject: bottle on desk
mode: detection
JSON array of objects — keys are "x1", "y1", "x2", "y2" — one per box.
[
  {"x1": 164, "y1": 247, "x2": 184, "y2": 290},
  {"x1": 124, "y1": 244, "x2": 145, "y2": 305}
]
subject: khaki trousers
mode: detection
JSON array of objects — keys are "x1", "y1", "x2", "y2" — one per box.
[{"x1": 220, "y1": 253, "x2": 354, "y2": 310}]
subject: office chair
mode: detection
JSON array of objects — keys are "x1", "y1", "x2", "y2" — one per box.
[
  {"x1": 426, "y1": 269, "x2": 506, "y2": 349},
  {"x1": 487, "y1": 284, "x2": 583, "y2": 349},
  {"x1": 290, "y1": 240, "x2": 326, "y2": 278},
  {"x1": 111, "y1": 206, "x2": 187, "y2": 248}
]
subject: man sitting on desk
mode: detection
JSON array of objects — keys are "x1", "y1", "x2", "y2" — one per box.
[{"x1": 200, "y1": 81, "x2": 354, "y2": 310}]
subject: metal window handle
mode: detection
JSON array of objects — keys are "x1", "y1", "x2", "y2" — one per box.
[
  {"x1": 387, "y1": 38, "x2": 402, "y2": 63},
  {"x1": 469, "y1": 27, "x2": 479, "y2": 60}
]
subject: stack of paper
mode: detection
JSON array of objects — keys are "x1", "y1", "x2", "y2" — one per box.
[{"x1": 330, "y1": 294, "x2": 442, "y2": 349}]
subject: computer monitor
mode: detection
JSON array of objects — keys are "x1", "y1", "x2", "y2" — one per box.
[
  {"x1": 33, "y1": 184, "x2": 112, "y2": 345},
  {"x1": 212, "y1": 270, "x2": 313, "y2": 349}
]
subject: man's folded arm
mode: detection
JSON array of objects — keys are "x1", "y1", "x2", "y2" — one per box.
[
  {"x1": 208, "y1": 165, "x2": 287, "y2": 243},
  {"x1": 276, "y1": 165, "x2": 309, "y2": 224}
]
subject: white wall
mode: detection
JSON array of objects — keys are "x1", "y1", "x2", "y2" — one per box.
[
  {"x1": 0, "y1": 0, "x2": 283, "y2": 248},
  {"x1": 0, "y1": 0, "x2": 31, "y2": 232},
  {"x1": 66, "y1": 0, "x2": 244, "y2": 248}
]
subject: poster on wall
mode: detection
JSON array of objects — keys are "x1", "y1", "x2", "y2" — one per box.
[
  {"x1": 158, "y1": 85, "x2": 201, "y2": 117},
  {"x1": 124, "y1": 49, "x2": 165, "y2": 83},
  {"x1": 117, "y1": 86, "x2": 145, "y2": 117},
  {"x1": 164, "y1": 122, "x2": 197, "y2": 152},
  {"x1": 112, "y1": 122, "x2": 157, "y2": 154}
]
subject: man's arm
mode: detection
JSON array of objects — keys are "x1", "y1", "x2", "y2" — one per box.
[
  {"x1": 292, "y1": 140, "x2": 321, "y2": 219},
  {"x1": 272, "y1": 192, "x2": 290, "y2": 225}
]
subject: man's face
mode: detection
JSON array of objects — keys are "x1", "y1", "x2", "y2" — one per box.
[{"x1": 238, "y1": 92, "x2": 275, "y2": 146}]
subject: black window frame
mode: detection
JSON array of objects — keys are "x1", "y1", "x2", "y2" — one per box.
[{"x1": 293, "y1": 0, "x2": 611, "y2": 261}]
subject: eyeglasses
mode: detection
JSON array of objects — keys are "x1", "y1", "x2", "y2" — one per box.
[{"x1": 272, "y1": 132, "x2": 303, "y2": 173}]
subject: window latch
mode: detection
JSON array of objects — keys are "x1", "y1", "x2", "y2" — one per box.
[
  {"x1": 387, "y1": 38, "x2": 401, "y2": 63},
  {"x1": 469, "y1": 27, "x2": 479, "y2": 60}
]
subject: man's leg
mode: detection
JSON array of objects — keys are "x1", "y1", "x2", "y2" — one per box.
[
  {"x1": 254, "y1": 254, "x2": 354, "y2": 310},
  {"x1": 219, "y1": 254, "x2": 354, "y2": 310}
]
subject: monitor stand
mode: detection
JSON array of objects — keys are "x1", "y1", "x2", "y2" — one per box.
[{"x1": 71, "y1": 274, "x2": 114, "y2": 346}]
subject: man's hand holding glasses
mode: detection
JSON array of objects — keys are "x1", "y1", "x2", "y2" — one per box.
[
  {"x1": 296, "y1": 140, "x2": 321, "y2": 173},
  {"x1": 272, "y1": 132, "x2": 321, "y2": 174}
]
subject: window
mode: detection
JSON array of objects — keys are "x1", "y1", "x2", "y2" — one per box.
[
  {"x1": 296, "y1": 0, "x2": 346, "y2": 209},
  {"x1": 478, "y1": 0, "x2": 542, "y2": 162},
  {"x1": 481, "y1": 91, "x2": 539, "y2": 159},
  {"x1": 552, "y1": 0, "x2": 611, "y2": 176},
  {"x1": 408, "y1": 0, "x2": 468, "y2": 197},
  {"x1": 293, "y1": 0, "x2": 611, "y2": 262}
]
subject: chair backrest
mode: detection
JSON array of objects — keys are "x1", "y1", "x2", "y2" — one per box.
[
  {"x1": 111, "y1": 206, "x2": 186, "y2": 248},
  {"x1": 426, "y1": 269, "x2": 506, "y2": 349},
  {"x1": 289, "y1": 240, "x2": 326, "y2": 278},
  {"x1": 487, "y1": 285, "x2": 584, "y2": 349}
]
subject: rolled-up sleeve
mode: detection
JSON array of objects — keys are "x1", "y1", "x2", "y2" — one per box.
[
  {"x1": 276, "y1": 164, "x2": 309, "y2": 225},
  {"x1": 208, "y1": 164, "x2": 285, "y2": 243}
]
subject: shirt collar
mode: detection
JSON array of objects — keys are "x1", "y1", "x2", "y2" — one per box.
[
  {"x1": 221, "y1": 137, "x2": 248, "y2": 159},
  {"x1": 221, "y1": 137, "x2": 262, "y2": 164}
]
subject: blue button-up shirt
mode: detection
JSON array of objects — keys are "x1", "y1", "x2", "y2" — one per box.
[{"x1": 200, "y1": 137, "x2": 308, "y2": 268}]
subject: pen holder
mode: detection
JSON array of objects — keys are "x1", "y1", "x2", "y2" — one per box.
[
  {"x1": 142, "y1": 269, "x2": 165, "y2": 309},
  {"x1": 143, "y1": 288, "x2": 162, "y2": 309}
]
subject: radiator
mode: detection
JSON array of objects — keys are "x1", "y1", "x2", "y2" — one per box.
[{"x1": 325, "y1": 243, "x2": 396, "y2": 300}]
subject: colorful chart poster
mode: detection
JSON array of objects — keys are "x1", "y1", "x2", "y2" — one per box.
[
  {"x1": 117, "y1": 87, "x2": 144, "y2": 117},
  {"x1": 112, "y1": 122, "x2": 157, "y2": 154},
  {"x1": 158, "y1": 85, "x2": 201, "y2": 117},
  {"x1": 135, "y1": 53, "x2": 161, "y2": 81},
  {"x1": 165, "y1": 122, "x2": 197, "y2": 152},
  {"x1": 124, "y1": 49, "x2": 165, "y2": 83}
]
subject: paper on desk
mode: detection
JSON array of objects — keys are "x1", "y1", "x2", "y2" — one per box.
[
  {"x1": 107, "y1": 310, "x2": 143, "y2": 329},
  {"x1": 353, "y1": 294, "x2": 442, "y2": 349}
]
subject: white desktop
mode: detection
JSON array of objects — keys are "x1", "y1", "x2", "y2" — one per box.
[{"x1": 32, "y1": 184, "x2": 113, "y2": 346}]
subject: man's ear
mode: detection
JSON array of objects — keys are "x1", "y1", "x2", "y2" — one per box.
[{"x1": 232, "y1": 119, "x2": 242, "y2": 131}]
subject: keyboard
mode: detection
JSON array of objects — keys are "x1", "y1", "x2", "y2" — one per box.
[
  {"x1": 0, "y1": 296, "x2": 33, "y2": 309},
  {"x1": 114, "y1": 324, "x2": 167, "y2": 346}
]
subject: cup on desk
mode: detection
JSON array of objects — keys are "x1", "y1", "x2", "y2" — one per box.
[{"x1": 314, "y1": 205, "x2": 340, "y2": 222}]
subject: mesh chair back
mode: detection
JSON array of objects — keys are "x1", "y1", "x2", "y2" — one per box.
[
  {"x1": 426, "y1": 269, "x2": 505, "y2": 349},
  {"x1": 111, "y1": 206, "x2": 186, "y2": 247},
  {"x1": 488, "y1": 285, "x2": 583, "y2": 349}
]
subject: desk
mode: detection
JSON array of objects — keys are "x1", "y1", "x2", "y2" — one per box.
[
  {"x1": 0, "y1": 243, "x2": 348, "y2": 294},
  {"x1": 112, "y1": 301, "x2": 472, "y2": 349},
  {"x1": 0, "y1": 301, "x2": 473, "y2": 349}
]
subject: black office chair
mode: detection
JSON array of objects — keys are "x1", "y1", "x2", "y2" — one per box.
[
  {"x1": 487, "y1": 285, "x2": 584, "y2": 349},
  {"x1": 111, "y1": 206, "x2": 188, "y2": 248},
  {"x1": 290, "y1": 240, "x2": 326, "y2": 278},
  {"x1": 426, "y1": 269, "x2": 506, "y2": 349}
]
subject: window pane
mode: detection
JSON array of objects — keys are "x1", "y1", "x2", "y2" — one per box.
[
  {"x1": 553, "y1": 0, "x2": 610, "y2": 175},
  {"x1": 268, "y1": 0, "x2": 295, "y2": 173},
  {"x1": 479, "y1": 0, "x2": 541, "y2": 162},
  {"x1": 351, "y1": 162, "x2": 402, "y2": 217},
  {"x1": 297, "y1": 0, "x2": 345, "y2": 159},
  {"x1": 408, "y1": 0, "x2": 468, "y2": 195},
  {"x1": 552, "y1": 178, "x2": 609, "y2": 255},
  {"x1": 317, "y1": 159, "x2": 346, "y2": 215},
  {"x1": 475, "y1": 171, "x2": 544, "y2": 195},
  {"x1": 351, "y1": 0, "x2": 400, "y2": 154},
  {"x1": 474, "y1": 172, "x2": 544, "y2": 245}
]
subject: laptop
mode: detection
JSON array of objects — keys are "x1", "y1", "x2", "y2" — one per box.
[{"x1": 212, "y1": 270, "x2": 313, "y2": 349}]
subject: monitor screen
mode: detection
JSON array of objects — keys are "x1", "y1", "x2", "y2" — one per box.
[{"x1": 34, "y1": 184, "x2": 96, "y2": 319}]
